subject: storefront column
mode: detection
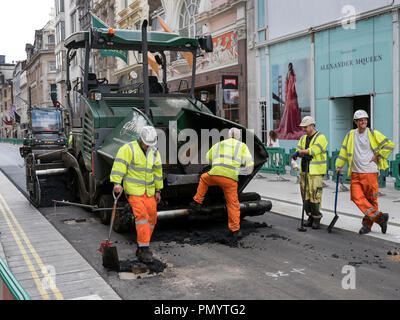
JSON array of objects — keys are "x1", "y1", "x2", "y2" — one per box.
[
  {"x1": 265, "y1": 46, "x2": 271, "y2": 137},
  {"x1": 311, "y1": 33, "x2": 315, "y2": 118},
  {"x1": 393, "y1": 9, "x2": 399, "y2": 155}
]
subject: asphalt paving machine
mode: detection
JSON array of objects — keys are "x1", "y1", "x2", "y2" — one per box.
[
  {"x1": 20, "y1": 103, "x2": 70, "y2": 207},
  {"x1": 49, "y1": 20, "x2": 271, "y2": 232}
]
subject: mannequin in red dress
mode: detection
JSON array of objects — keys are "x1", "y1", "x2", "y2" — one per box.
[{"x1": 275, "y1": 63, "x2": 303, "y2": 140}]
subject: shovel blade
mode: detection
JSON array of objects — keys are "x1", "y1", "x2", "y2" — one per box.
[
  {"x1": 327, "y1": 216, "x2": 339, "y2": 233},
  {"x1": 102, "y1": 246, "x2": 120, "y2": 270}
]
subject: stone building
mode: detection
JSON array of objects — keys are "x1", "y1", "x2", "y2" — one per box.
[
  {"x1": 25, "y1": 20, "x2": 57, "y2": 109},
  {"x1": 0, "y1": 56, "x2": 16, "y2": 138}
]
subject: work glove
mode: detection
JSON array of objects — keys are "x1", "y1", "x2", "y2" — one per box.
[
  {"x1": 304, "y1": 155, "x2": 313, "y2": 161},
  {"x1": 292, "y1": 151, "x2": 300, "y2": 160}
]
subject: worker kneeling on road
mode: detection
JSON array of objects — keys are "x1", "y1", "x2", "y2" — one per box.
[
  {"x1": 293, "y1": 116, "x2": 328, "y2": 230},
  {"x1": 110, "y1": 126, "x2": 163, "y2": 263},
  {"x1": 335, "y1": 110, "x2": 394, "y2": 235},
  {"x1": 190, "y1": 128, "x2": 254, "y2": 239}
]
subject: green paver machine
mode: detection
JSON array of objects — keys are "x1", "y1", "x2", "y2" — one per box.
[
  {"x1": 19, "y1": 102, "x2": 70, "y2": 207},
  {"x1": 51, "y1": 20, "x2": 271, "y2": 232}
]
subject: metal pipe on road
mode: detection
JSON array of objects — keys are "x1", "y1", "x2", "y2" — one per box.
[{"x1": 36, "y1": 168, "x2": 69, "y2": 177}]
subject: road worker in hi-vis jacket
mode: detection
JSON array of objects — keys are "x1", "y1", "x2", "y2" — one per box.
[
  {"x1": 110, "y1": 126, "x2": 163, "y2": 263},
  {"x1": 190, "y1": 128, "x2": 254, "y2": 239},
  {"x1": 292, "y1": 116, "x2": 328, "y2": 230},
  {"x1": 336, "y1": 110, "x2": 394, "y2": 235}
]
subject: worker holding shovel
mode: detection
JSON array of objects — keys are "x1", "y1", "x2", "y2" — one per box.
[
  {"x1": 110, "y1": 126, "x2": 163, "y2": 263},
  {"x1": 293, "y1": 116, "x2": 328, "y2": 230},
  {"x1": 335, "y1": 110, "x2": 394, "y2": 235}
]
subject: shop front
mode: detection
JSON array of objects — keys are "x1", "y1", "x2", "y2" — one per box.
[
  {"x1": 266, "y1": 12, "x2": 396, "y2": 154},
  {"x1": 315, "y1": 13, "x2": 393, "y2": 153},
  {"x1": 168, "y1": 31, "x2": 248, "y2": 125}
]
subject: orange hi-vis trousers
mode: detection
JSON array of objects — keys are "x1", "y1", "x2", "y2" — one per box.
[
  {"x1": 128, "y1": 194, "x2": 157, "y2": 247},
  {"x1": 350, "y1": 172, "x2": 384, "y2": 229},
  {"x1": 193, "y1": 173, "x2": 241, "y2": 232}
]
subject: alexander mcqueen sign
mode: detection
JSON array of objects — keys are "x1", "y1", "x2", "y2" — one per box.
[{"x1": 320, "y1": 54, "x2": 383, "y2": 71}]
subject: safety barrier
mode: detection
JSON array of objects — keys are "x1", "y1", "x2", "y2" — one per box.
[
  {"x1": 0, "y1": 256, "x2": 31, "y2": 300},
  {"x1": 391, "y1": 154, "x2": 400, "y2": 190},
  {"x1": 258, "y1": 147, "x2": 399, "y2": 191},
  {"x1": 0, "y1": 138, "x2": 24, "y2": 145},
  {"x1": 259, "y1": 147, "x2": 287, "y2": 175}
]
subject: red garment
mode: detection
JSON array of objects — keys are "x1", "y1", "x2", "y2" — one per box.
[{"x1": 275, "y1": 69, "x2": 303, "y2": 140}]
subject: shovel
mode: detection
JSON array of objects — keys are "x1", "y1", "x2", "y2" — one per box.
[
  {"x1": 327, "y1": 173, "x2": 340, "y2": 233},
  {"x1": 99, "y1": 191, "x2": 122, "y2": 270},
  {"x1": 298, "y1": 158, "x2": 310, "y2": 232}
]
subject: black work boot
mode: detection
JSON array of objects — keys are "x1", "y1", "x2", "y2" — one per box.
[
  {"x1": 378, "y1": 213, "x2": 389, "y2": 234},
  {"x1": 189, "y1": 201, "x2": 202, "y2": 212},
  {"x1": 229, "y1": 230, "x2": 243, "y2": 239},
  {"x1": 312, "y1": 217, "x2": 321, "y2": 230},
  {"x1": 303, "y1": 216, "x2": 313, "y2": 227},
  {"x1": 136, "y1": 247, "x2": 154, "y2": 263},
  {"x1": 310, "y1": 203, "x2": 322, "y2": 229},
  {"x1": 359, "y1": 226, "x2": 371, "y2": 235}
]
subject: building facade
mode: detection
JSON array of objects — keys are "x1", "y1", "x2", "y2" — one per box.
[
  {"x1": 252, "y1": 0, "x2": 400, "y2": 158},
  {"x1": 106, "y1": 0, "x2": 249, "y2": 125},
  {"x1": 12, "y1": 60, "x2": 27, "y2": 138},
  {"x1": 25, "y1": 20, "x2": 57, "y2": 109},
  {"x1": 0, "y1": 57, "x2": 16, "y2": 138},
  {"x1": 166, "y1": 0, "x2": 248, "y2": 125}
]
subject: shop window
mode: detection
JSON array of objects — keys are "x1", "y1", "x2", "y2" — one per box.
[{"x1": 223, "y1": 89, "x2": 240, "y2": 124}]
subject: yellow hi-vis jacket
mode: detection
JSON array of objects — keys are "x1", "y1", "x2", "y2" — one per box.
[
  {"x1": 296, "y1": 131, "x2": 328, "y2": 175},
  {"x1": 335, "y1": 128, "x2": 395, "y2": 177},
  {"x1": 207, "y1": 138, "x2": 254, "y2": 182},
  {"x1": 110, "y1": 141, "x2": 163, "y2": 197}
]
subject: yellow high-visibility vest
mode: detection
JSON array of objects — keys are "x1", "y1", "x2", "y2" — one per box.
[
  {"x1": 296, "y1": 131, "x2": 328, "y2": 175},
  {"x1": 336, "y1": 129, "x2": 394, "y2": 176},
  {"x1": 110, "y1": 141, "x2": 163, "y2": 197},
  {"x1": 207, "y1": 138, "x2": 254, "y2": 182}
]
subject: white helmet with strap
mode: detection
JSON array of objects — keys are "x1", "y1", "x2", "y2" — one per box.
[
  {"x1": 140, "y1": 126, "x2": 158, "y2": 147},
  {"x1": 353, "y1": 110, "x2": 369, "y2": 120}
]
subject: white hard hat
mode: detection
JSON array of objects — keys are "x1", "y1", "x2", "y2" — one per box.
[
  {"x1": 300, "y1": 116, "x2": 316, "y2": 127},
  {"x1": 353, "y1": 110, "x2": 369, "y2": 120},
  {"x1": 228, "y1": 128, "x2": 241, "y2": 140},
  {"x1": 140, "y1": 126, "x2": 158, "y2": 146}
]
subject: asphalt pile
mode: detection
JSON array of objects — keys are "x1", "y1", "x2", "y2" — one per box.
[
  {"x1": 118, "y1": 258, "x2": 167, "y2": 274},
  {"x1": 153, "y1": 221, "x2": 271, "y2": 248}
]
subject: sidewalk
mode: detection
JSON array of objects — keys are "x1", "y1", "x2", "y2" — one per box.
[
  {"x1": 245, "y1": 172, "x2": 400, "y2": 244},
  {"x1": 0, "y1": 170, "x2": 120, "y2": 300}
]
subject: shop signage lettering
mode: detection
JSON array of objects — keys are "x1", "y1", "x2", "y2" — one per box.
[{"x1": 320, "y1": 55, "x2": 382, "y2": 71}]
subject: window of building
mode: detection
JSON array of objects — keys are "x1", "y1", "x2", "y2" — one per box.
[
  {"x1": 49, "y1": 61, "x2": 56, "y2": 72},
  {"x1": 55, "y1": 0, "x2": 65, "y2": 15},
  {"x1": 48, "y1": 34, "x2": 55, "y2": 44},
  {"x1": 56, "y1": 21, "x2": 66, "y2": 44},
  {"x1": 150, "y1": 6, "x2": 165, "y2": 32},
  {"x1": 179, "y1": 0, "x2": 201, "y2": 38},
  {"x1": 123, "y1": 0, "x2": 128, "y2": 9},
  {"x1": 56, "y1": 52, "x2": 63, "y2": 71},
  {"x1": 257, "y1": 0, "x2": 266, "y2": 42},
  {"x1": 71, "y1": 11, "x2": 77, "y2": 34}
]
